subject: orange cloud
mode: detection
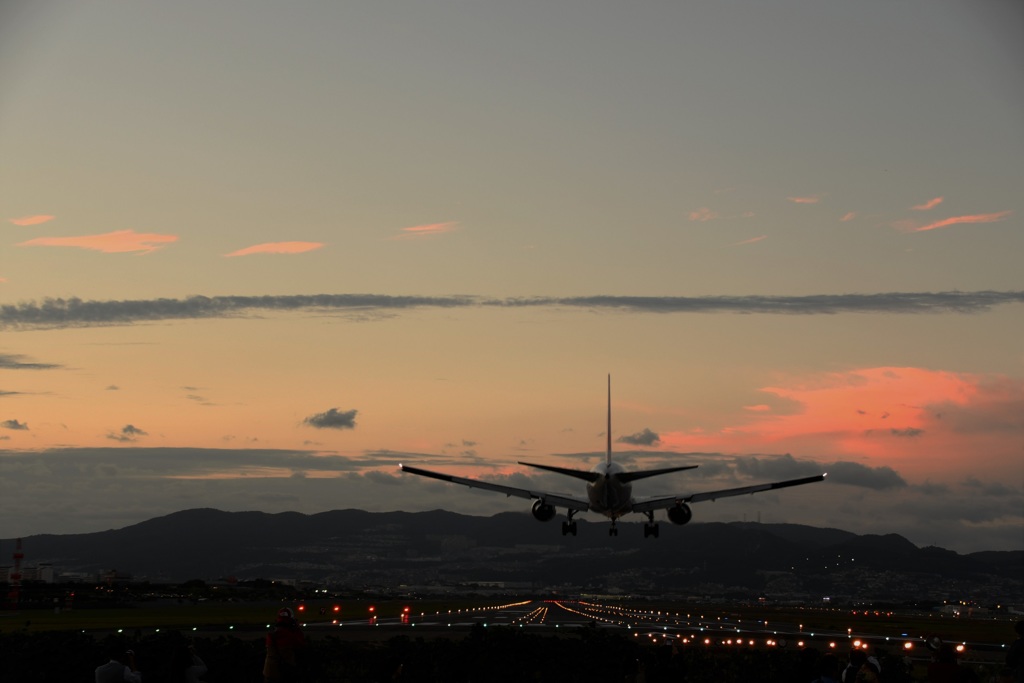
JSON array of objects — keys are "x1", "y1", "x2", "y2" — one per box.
[
  {"x1": 18, "y1": 229, "x2": 178, "y2": 254},
  {"x1": 390, "y1": 222, "x2": 459, "y2": 240},
  {"x1": 225, "y1": 241, "x2": 325, "y2": 257},
  {"x1": 688, "y1": 208, "x2": 719, "y2": 222},
  {"x1": 841, "y1": 212, "x2": 857, "y2": 222},
  {"x1": 733, "y1": 235, "x2": 767, "y2": 246},
  {"x1": 913, "y1": 211, "x2": 1012, "y2": 232},
  {"x1": 787, "y1": 196, "x2": 820, "y2": 204},
  {"x1": 912, "y1": 197, "x2": 943, "y2": 211},
  {"x1": 9, "y1": 215, "x2": 56, "y2": 226}
]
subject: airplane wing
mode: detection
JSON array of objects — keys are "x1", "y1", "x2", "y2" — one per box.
[
  {"x1": 399, "y1": 464, "x2": 591, "y2": 511},
  {"x1": 631, "y1": 473, "x2": 826, "y2": 513}
]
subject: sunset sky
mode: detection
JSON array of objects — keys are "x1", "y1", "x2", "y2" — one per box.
[{"x1": 1, "y1": 0, "x2": 1021, "y2": 553}]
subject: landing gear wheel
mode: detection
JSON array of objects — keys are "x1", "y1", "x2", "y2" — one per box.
[
  {"x1": 608, "y1": 526, "x2": 618, "y2": 537},
  {"x1": 561, "y1": 520, "x2": 578, "y2": 536},
  {"x1": 644, "y1": 523, "x2": 660, "y2": 538}
]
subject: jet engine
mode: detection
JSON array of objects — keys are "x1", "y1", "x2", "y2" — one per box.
[
  {"x1": 531, "y1": 500, "x2": 556, "y2": 522},
  {"x1": 667, "y1": 503, "x2": 693, "y2": 525}
]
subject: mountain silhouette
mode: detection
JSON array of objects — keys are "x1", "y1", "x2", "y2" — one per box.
[{"x1": 4, "y1": 509, "x2": 1020, "y2": 602}]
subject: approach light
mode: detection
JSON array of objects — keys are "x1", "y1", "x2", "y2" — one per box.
[{"x1": 904, "y1": 642, "x2": 914, "y2": 651}]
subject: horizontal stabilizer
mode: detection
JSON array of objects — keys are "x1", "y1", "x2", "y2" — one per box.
[
  {"x1": 518, "y1": 461, "x2": 602, "y2": 483},
  {"x1": 618, "y1": 465, "x2": 699, "y2": 484}
]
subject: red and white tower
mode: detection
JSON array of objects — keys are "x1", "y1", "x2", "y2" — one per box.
[{"x1": 7, "y1": 538, "x2": 23, "y2": 611}]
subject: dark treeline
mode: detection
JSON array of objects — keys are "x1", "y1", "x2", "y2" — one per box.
[{"x1": 0, "y1": 625, "x2": 958, "y2": 683}]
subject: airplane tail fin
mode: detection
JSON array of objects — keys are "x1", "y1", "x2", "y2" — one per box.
[{"x1": 606, "y1": 374, "x2": 612, "y2": 465}]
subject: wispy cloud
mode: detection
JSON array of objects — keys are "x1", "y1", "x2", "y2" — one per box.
[
  {"x1": 390, "y1": 222, "x2": 458, "y2": 240},
  {"x1": 9, "y1": 215, "x2": 56, "y2": 226},
  {"x1": 2, "y1": 290, "x2": 1022, "y2": 330},
  {"x1": 912, "y1": 197, "x2": 943, "y2": 211},
  {"x1": 18, "y1": 229, "x2": 178, "y2": 254},
  {"x1": 0, "y1": 353, "x2": 61, "y2": 369},
  {"x1": 688, "y1": 208, "x2": 719, "y2": 222},
  {"x1": 912, "y1": 211, "x2": 1012, "y2": 233},
  {"x1": 733, "y1": 235, "x2": 767, "y2": 246},
  {"x1": 841, "y1": 212, "x2": 857, "y2": 222},
  {"x1": 2, "y1": 419, "x2": 29, "y2": 430},
  {"x1": 225, "y1": 241, "x2": 325, "y2": 257},
  {"x1": 787, "y1": 196, "x2": 820, "y2": 204}
]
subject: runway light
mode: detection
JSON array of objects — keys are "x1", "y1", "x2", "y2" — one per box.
[{"x1": 904, "y1": 642, "x2": 914, "y2": 651}]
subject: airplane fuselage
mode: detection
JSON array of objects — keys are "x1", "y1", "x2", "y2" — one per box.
[{"x1": 586, "y1": 461, "x2": 632, "y2": 519}]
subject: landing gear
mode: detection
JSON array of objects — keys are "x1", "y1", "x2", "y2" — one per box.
[
  {"x1": 643, "y1": 511, "x2": 660, "y2": 538},
  {"x1": 561, "y1": 511, "x2": 578, "y2": 536},
  {"x1": 608, "y1": 522, "x2": 618, "y2": 537}
]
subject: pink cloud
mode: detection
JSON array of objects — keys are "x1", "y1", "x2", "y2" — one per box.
[
  {"x1": 733, "y1": 235, "x2": 767, "y2": 246},
  {"x1": 912, "y1": 197, "x2": 943, "y2": 211},
  {"x1": 841, "y1": 212, "x2": 857, "y2": 222},
  {"x1": 912, "y1": 211, "x2": 1012, "y2": 233},
  {"x1": 688, "y1": 208, "x2": 719, "y2": 222},
  {"x1": 9, "y1": 215, "x2": 56, "y2": 226},
  {"x1": 225, "y1": 241, "x2": 325, "y2": 257},
  {"x1": 390, "y1": 222, "x2": 459, "y2": 240},
  {"x1": 658, "y1": 367, "x2": 1023, "y2": 480},
  {"x1": 787, "y1": 196, "x2": 820, "y2": 204},
  {"x1": 18, "y1": 229, "x2": 178, "y2": 254}
]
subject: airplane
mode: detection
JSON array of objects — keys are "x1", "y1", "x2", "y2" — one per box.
[{"x1": 399, "y1": 376, "x2": 826, "y2": 537}]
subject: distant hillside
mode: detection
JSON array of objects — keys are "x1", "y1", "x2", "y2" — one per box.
[{"x1": 3, "y1": 509, "x2": 1021, "y2": 602}]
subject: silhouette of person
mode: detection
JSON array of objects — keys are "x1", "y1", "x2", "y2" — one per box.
[
  {"x1": 926, "y1": 643, "x2": 961, "y2": 683},
  {"x1": 811, "y1": 653, "x2": 842, "y2": 683},
  {"x1": 1007, "y1": 620, "x2": 1024, "y2": 683},
  {"x1": 170, "y1": 639, "x2": 208, "y2": 683},
  {"x1": 855, "y1": 657, "x2": 881, "y2": 683},
  {"x1": 264, "y1": 607, "x2": 307, "y2": 683},
  {"x1": 95, "y1": 647, "x2": 142, "y2": 683},
  {"x1": 842, "y1": 650, "x2": 867, "y2": 683}
]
